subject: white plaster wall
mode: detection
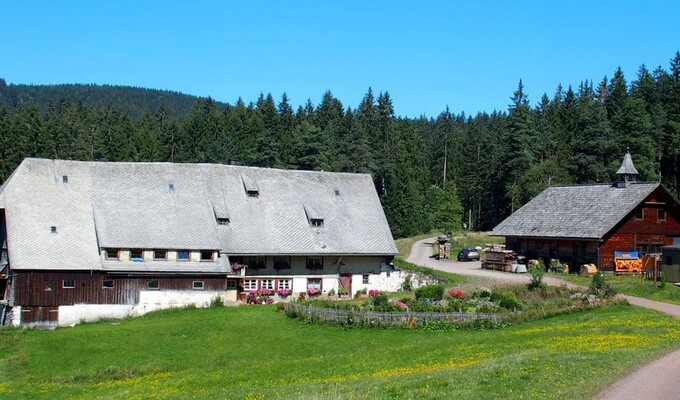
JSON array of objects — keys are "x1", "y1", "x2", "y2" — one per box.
[
  {"x1": 137, "y1": 290, "x2": 222, "y2": 313},
  {"x1": 59, "y1": 304, "x2": 136, "y2": 327}
]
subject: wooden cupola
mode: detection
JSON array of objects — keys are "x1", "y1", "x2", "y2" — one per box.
[{"x1": 615, "y1": 150, "x2": 639, "y2": 188}]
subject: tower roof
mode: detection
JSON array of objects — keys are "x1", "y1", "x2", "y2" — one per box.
[{"x1": 616, "y1": 151, "x2": 639, "y2": 176}]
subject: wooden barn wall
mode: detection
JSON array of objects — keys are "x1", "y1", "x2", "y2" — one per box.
[
  {"x1": 599, "y1": 191, "x2": 680, "y2": 271},
  {"x1": 13, "y1": 271, "x2": 228, "y2": 307},
  {"x1": 506, "y1": 238, "x2": 598, "y2": 267}
]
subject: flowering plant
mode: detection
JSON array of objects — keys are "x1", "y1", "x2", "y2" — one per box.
[
  {"x1": 231, "y1": 262, "x2": 247, "y2": 272},
  {"x1": 394, "y1": 301, "x2": 407, "y2": 310},
  {"x1": 277, "y1": 288, "x2": 291, "y2": 297},
  {"x1": 447, "y1": 289, "x2": 466, "y2": 300},
  {"x1": 259, "y1": 288, "x2": 274, "y2": 296},
  {"x1": 307, "y1": 288, "x2": 320, "y2": 296},
  {"x1": 368, "y1": 289, "x2": 381, "y2": 297}
]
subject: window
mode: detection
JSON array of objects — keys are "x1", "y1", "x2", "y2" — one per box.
[
  {"x1": 62, "y1": 175, "x2": 68, "y2": 183},
  {"x1": 307, "y1": 278, "x2": 322, "y2": 291},
  {"x1": 362, "y1": 274, "x2": 369, "y2": 284},
  {"x1": 177, "y1": 250, "x2": 190, "y2": 261},
  {"x1": 278, "y1": 279, "x2": 292, "y2": 290},
  {"x1": 658, "y1": 209, "x2": 666, "y2": 221},
  {"x1": 244, "y1": 279, "x2": 257, "y2": 291},
  {"x1": 273, "y1": 256, "x2": 291, "y2": 269},
  {"x1": 261, "y1": 279, "x2": 275, "y2": 290},
  {"x1": 62, "y1": 279, "x2": 75, "y2": 289},
  {"x1": 168, "y1": 183, "x2": 175, "y2": 191},
  {"x1": 193, "y1": 281, "x2": 204, "y2": 290},
  {"x1": 247, "y1": 256, "x2": 266, "y2": 269},
  {"x1": 200, "y1": 250, "x2": 214, "y2": 262},
  {"x1": 307, "y1": 256, "x2": 323, "y2": 270},
  {"x1": 105, "y1": 248, "x2": 120, "y2": 260},
  {"x1": 667, "y1": 256, "x2": 673, "y2": 265},
  {"x1": 247, "y1": 189, "x2": 259, "y2": 197},
  {"x1": 147, "y1": 280, "x2": 159, "y2": 290},
  {"x1": 130, "y1": 249, "x2": 144, "y2": 262},
  {"x1": 334, "y1": 189, "x2": 340, "y2": 196},
  {"x1": 154, "y1": 250, "x2": 167, "y2": 260},
  {"x1": 44, "y1": 282, "x2": 53, "y2": 291},
  {"x1": 226, "y1": 280, "x2": 237, "y2": 289},
  {"x1": 635, "y1": 208, "x2": 644, "y2": 220},
  {"x1": 217, "y1": 217, "x2": 230, "y2": 225},
  {"x1": 310, "y1": 218, "x2": 324, "y2": 227},
  {"x1": 102, "y1": 280, "x2": 114, "y2": 289},
  {"x1": 50, "y1": 226, "x2": 57, "y2": 233}
]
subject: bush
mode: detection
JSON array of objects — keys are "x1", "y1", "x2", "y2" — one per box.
[
  {"x1": 527, "y1": 260, "x2": 546, "y2": 291},
  {"x1": 491, "y1": 291, "x2": 524, "y2": 311},
  {"x1": 415, "y1": 284, "x2": 446, "y2": 301},
  {"x1": 588, "y1": 273, "x2": 617, "y2": 298},
  {"x1": 372, "y1": 294, "x2": 392, "y2": 311},
  {"x1": 401, "y1": 275, "x2": 413, "y2": 291}
]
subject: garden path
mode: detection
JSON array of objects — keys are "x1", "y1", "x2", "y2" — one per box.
[{"x1": 406, "y1": 237, "x2": 680, "y2": 400}]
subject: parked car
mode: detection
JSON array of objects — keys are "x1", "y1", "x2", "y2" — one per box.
[{"x1": 457, "y1": 248, "x2": 480, "y2": 261}]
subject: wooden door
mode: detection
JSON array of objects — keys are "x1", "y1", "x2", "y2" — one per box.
[{"x1": 339, "y1": 274, "x2": 352, "y2": 297}]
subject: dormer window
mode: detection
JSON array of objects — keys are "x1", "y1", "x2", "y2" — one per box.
[
  {"x1": 130, "y1": 249, "x2": 144, "y2": 262},
  {"x1": 242, "y1": 175, "x2": 260, "y2": 197},
  {"x1": 334, "y1": 189, "x2": 340, "y2": 196},
  {"x1": 310, "y1": 218, "x2": 324, "y2": 227},
  {"x1": 168, "y1": 183, "x2": 175, "y2": 192},
  {"x1": 217, "y1": 217, "x2": 230, "y2": 225},
  {"x1": 62, "y1": 175, "x2": 68, "y2": 183},
  {"x1": 50, "y1": 226, "x2": 57, "y2": 233}
]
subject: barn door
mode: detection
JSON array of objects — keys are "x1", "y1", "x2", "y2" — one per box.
[
  {"x1": 339, "y1": 274, "x2": 352, "y2": 297},
  {"x1": 21, "y1": 306, "x2": 58, "y2": 325}
]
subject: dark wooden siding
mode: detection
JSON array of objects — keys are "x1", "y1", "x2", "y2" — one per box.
[
  {"x1": 507, "y1": 238, "x2": 598, "y2": 268},
  {"x1": 13, "y1": 271, "x2": 228, "y2": 307}
]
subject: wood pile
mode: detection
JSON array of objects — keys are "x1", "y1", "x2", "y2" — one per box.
[{"x1": 482, "y1": 250, "x2": 516, "y2": 272}]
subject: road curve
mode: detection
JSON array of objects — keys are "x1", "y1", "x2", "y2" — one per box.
[{"x1": 406, "y1": 237, "x2": 680, "y2": 400}]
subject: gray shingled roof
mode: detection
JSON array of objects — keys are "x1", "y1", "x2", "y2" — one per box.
[
  {"x1": 492, "y1": 182, "x2": 661, "y2": 240},
  {"x1": 0, "y1": 159, "x2": 397, "y2": 271}
]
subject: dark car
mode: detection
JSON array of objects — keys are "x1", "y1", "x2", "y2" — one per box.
[{"x1": 457, "y1": 248, "x2": 480, "y2": 261}]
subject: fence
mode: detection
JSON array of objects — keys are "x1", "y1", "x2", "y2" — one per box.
[{"x1": 285, "y1": 302, "x2": 508, "y2": 327}]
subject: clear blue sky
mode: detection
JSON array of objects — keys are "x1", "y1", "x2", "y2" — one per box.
[{"x1": 2, "y1": 1, "x2": 679, "y2": 118}]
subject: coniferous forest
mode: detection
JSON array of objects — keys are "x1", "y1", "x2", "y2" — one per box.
[{"x1": 1, "y1": 52, "x2": 680, "y2": 238}]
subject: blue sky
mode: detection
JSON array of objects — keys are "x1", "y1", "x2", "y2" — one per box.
[{"x1": 1, "y1": 1, "x2": 679, "y2": 118}]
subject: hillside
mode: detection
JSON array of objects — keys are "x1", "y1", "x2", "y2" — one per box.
[{"x1": 0, "y1": 79, "x2": 226, "y2": 119}]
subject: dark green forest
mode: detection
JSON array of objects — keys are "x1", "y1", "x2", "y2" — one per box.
[{"x1": 1, "y1": 52, "x2": 680, "y2": 238}]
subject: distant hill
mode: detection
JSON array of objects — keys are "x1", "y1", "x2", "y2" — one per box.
[{"x1": 0, "y1": 79, "x2": 226, "y2": 119}]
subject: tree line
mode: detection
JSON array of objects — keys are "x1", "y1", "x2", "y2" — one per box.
[{"x1": 1, "y1": 51, "x2": 679, "y2": 238}]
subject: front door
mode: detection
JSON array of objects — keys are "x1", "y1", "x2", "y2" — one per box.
[{"x1": 339, "y1": 274, "x2": 352, "y2": 297}]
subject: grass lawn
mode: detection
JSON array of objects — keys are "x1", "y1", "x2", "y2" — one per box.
[
  {"x1": 554, "y1": 273, "x2": 680, "y2": 305},
  {"x1": 1, "y1": 304, "x2": 678, "y2": 399}
]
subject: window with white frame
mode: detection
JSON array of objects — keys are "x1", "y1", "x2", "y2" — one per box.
[
  {"x1": 154, "y1": 250, "x2": 167, "y2": 260},
  {"x1": 177, "y1": 250, "x2": 190, "y2": 261},
  {"x1": 105, "y1": 248, "x2": 120, "y2": 260},
  {"x1": 148, "y1": 280, "x2": 159, "y2": 290},
  {"x1": 362, "y1": 274, "x2": 369, "y2": 284},
  {"x1": 193, "y1": 281, "x2": 204, "y2": 290},
  {"x1": 261, "y1": 279, "x2": 275, "y2": 290},
  {"x1": 62, "y1": 279, "x2": 75, "y2": 289},
  {"x1": 307, "y1": 278, "x2": 322, "y2": 291},
  {"x1": 130, "y1": 249, "x2": 144, "y2": 261},
  {"x1": 278, "y1": 279, "x2": 292, "y2": 290},
  {"x1": 244, "y1": 279, "x2": 257, "y2": 291},
  {"x1": 102, "y1": 280, "x2": 114, "y2": 289},
  {"x1": 200, "y1": 250, "x2": 214, "y2": 262}
]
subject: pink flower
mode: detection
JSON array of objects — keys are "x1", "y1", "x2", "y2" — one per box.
[{"x1": 394, "y1": 301, "x2": 407, "y2": 309}]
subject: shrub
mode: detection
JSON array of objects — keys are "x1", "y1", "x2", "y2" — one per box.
[
  {"x1": 401, "y1": 275, "x2": 413, "y2": 291},
  {"x1": 491, "y1": 291, "x2": 524, "y2": 311},
  {"x1": 527, "y1": 260, "x2": 546, "y2": 291},
  {"x1": 415, "y1": 284, "x2": 445, "y2": 301},
  {"x1": 473, "y1": 287, "x2": 492, "y2": 298},
  {"x1": 588, "y1": 273, "x2": 617, "y2": 298},
  {"x1": 210, "y1": 296, "x2": 224, "y2": 308},
  {"x1": 372, "y1": 294, "x2": 392, "y2": 311}
]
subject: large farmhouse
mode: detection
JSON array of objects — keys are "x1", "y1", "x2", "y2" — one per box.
[
  {"x1": 493, "y1": 152, "x2": 680, "y2": 271},
  {"x1": 0, "y1": 159, "x2": 398, "y2": 327}
]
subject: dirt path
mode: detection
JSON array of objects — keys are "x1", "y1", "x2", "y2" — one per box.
[{"x1": 406, "y1": 237, "x2": 680, "y2": 400}]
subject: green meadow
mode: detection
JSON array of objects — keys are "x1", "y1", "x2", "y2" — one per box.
[{"x1": 0, "y1": 303, "x2": 678, "y2": 399}]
